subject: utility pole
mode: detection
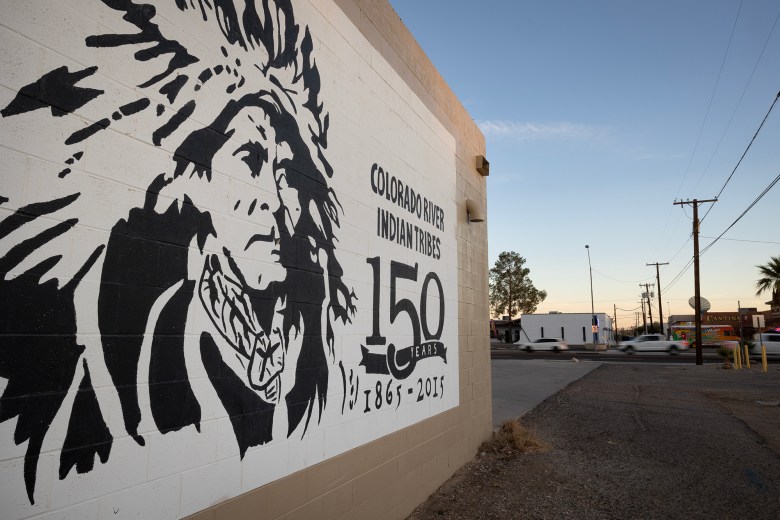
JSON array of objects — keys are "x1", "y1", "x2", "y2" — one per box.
[
  {"x1": 647, "y1": 262, "x2": 669, "y2": 336},
  {"x1": 639, "y1": 285, "x2": 650, "y2": 333},
  {"x1": 738, "y1": 300, "x2": 744, "y2": 339},
  {"x1": 674, "y1": 198, "x2": 717, "y2": 365},
  {"x1": 613, "y1": 304, "x2": 617, "y2": 343},
  {"x1": 644, "y1": 283, "x2": 654, "y2": 333}
]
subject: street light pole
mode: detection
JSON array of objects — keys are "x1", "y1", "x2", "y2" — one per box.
[{"x1": 585, "y1": 245, "x2": 597, "y2": 346}]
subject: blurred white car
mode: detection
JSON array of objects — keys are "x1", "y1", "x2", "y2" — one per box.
[
  {"x1": 619, "y1": 334, "x2": 689, "y2": 354},
  {"x1": 752, "y1": 333, "x2": 780, "y2": 356},
  {"x1": 514, "y1": 338, "x2": 569, "y2": 352}
]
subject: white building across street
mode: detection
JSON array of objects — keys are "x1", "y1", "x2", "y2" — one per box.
[{"x1": 520, "y1": 312, "x2": 613, "y2": 346}]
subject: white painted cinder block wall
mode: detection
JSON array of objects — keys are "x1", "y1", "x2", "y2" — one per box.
[
  {"x1": 521, "y1": 313, "x2": 614, "y2": 345},
  {"x1": 1, "y1": 1, "x2": 490, "y2": 519}
]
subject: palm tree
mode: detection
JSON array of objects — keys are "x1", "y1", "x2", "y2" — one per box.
[{"x1": 755, "y1": 255, "x2": 780, "y2": 301}]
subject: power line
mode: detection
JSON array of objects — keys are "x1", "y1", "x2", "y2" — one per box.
[
  {"x1": 701, "y1": 171, "x2": 780, "y2": 256},
  {"x1": 663, "y1": 257, "x2": 695, "y2": 294},
  {"x1": 662, "y1": 172, "x2": 779, "y2": 293},
  {"x1": 591, "y1": 269, "x2": 654, "y2": 284},
  {"x1": 700, "y1": 90, "x2": 780, "y2": 223},
  {"x1": 664, "y1": 171, "x2": 780, "y2": 291},
  {"x1": 652, "y1": 206, "x2": 686, "y2": 262},
  {"x1": 651, "y1": 230, "x2": 692, "y2": 294},
  {"x1": 664, "y1": 173, "x2": 780, "y2": 295},
  {"x1": 647, "y1": 262, "x2": 669, "y2": 335},
  {"x1": 667, "y1": 233, "x2": 692, "y2": 264},
  {"x1": 662, "y1": 234, "x2": 706, "y2": 293},
  {"x1": 673, "y1": 0, "x2": 744, "y2": 200},
  {"x1": 672, "y1": 198, "x2": 716, "y2": 365},
  {"x1": 694, "y1": 10, "x2": 780, "y2": 194},
  {"x1": 662, "y1": 86, "x2": 780, "y2": 294},
  {"x1": 700, "y1": 236, "x2": 780, "y2": 245}
]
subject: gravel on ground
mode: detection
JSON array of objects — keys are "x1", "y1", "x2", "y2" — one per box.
[{"x1": 408, "y1": 363, "x2": 780, "y2": 520}]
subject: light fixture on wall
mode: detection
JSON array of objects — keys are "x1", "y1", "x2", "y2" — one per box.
[
  {"x1": 475, "y1": 155, "x2": 490, "y2": 176},
  {"x1": 465, "y1": 197, "x2": 485, "y2": 223}
]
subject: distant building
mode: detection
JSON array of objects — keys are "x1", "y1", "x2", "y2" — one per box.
[
  {"x1": 492, "y1": 317, "x2": 522, "y2": 342},
  {"x1": 669, "y1": 309, "x2": 774, "y2": 336},
  {"x1": 519, "y1": 312, "x2": 613, "y2": 346}
]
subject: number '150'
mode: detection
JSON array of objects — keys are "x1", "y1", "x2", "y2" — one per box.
[{"x1": 365, "y1": 257, "x2": 444, "y2": 345}]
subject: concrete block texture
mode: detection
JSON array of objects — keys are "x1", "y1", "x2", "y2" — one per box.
[{"x1": 0, "y1": 0, "x2": 487, "y2": 519}]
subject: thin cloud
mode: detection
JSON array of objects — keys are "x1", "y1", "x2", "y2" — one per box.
[
  {"x1": 478, "y1": 120, "x2": 609, "y2": 142},
  {"x1": 630, "y1": 151, "x2": 688, "y2": 161}
]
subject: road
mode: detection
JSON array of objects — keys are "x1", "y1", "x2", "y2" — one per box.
[{"x1": 490, "y1": 343, "x2": 778, "y2": 364}]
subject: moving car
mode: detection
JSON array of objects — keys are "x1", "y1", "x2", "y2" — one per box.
[
  {"x1": 752, "y1": 333, "x2": 780, "y2": 356},
  {"x1": 619, "y1": 334, "x2": 689, "y2": 354},
  {"x1": 514, "y1": 338, "x2": 569, "y2": 352}
]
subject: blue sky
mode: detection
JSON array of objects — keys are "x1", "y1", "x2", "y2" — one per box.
[{"x1": 389, "y1": 0, "x2": 780, "y2": 325}]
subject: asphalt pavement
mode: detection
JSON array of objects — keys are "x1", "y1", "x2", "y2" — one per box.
[
  {"x1": 490, "y1": 342, "x2": 780, "y2": 429},
  {"x1": 491, "y1": 358, "x2": 600, "y2": 428}
]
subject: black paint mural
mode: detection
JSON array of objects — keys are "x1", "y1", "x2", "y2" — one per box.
[{"x1": 0, "y1": 0, "x2": 356, "y2": 504}]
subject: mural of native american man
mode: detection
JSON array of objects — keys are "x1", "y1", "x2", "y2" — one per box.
[{"x1": 0, "y1": 0, "x2": 356, "y2": 504}]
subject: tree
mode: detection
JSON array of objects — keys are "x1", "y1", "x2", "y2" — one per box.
[
  {"x1": 755, "y1": 255, "x2": 780, "y2": 302},
  {"x1": 489, "y1": 252, "x2": 547, "y2": 328}
]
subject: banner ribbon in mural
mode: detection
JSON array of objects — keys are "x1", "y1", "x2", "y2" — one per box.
[{"x1": 360, "y1": 341, "x2": 447, "y2": 380}]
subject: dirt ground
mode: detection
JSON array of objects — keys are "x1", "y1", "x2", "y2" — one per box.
[{"x1": 408, "y1": 363, "x2": 780, "y2": 520}]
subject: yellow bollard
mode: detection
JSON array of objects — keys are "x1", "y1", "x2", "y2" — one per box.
[
  {"x1": 762, "y1": 345, "x2": 768, "y2": 373},
  {"x1": 744, "y1": 344, "x2": 751, "y2": 369},
  {"x1": 733, "y1": 344, "x2": 740, "y2": 369}
]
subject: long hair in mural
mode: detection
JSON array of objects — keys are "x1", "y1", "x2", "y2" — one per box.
[{"x1": 0, "y1": 0, "x2": 356, "y2": 503}]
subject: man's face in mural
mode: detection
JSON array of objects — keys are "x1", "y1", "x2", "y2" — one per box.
[{"x1": 197, "y1": 105, "x2": 301, "y2": 403}]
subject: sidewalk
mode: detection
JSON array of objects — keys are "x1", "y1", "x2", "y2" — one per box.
[{"x1": 491, "y1": 359, "x2": 600, "y2": 428}]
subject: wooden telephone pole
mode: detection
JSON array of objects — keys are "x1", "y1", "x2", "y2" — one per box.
[
  {"x1": 647, "y1": 262, "x2": 669, "y2": 336},
  {"x1": 673, "y1": 198, "x2": 717, "y2": 365},
  {"x1": 639, "y1": 284, "x2": 654, "y2": 333},
  {"x1": 613, "y1": 304, "x2": 617, "y2": 343},
  {"x1": 644, "y1": 283, "x2": 654, "y2": 333}
]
